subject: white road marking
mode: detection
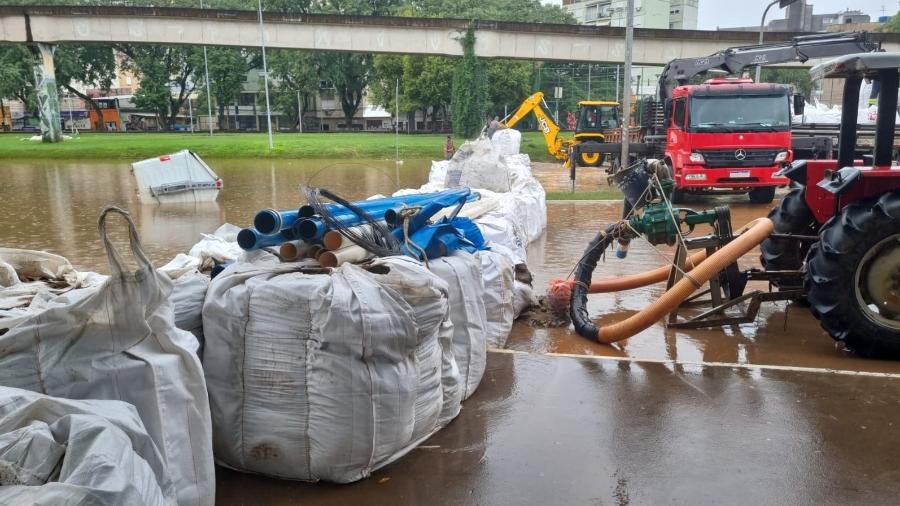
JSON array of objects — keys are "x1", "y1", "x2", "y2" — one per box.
[{"x1": 487, "y1": 348, "x2": 900, "y2": 379}]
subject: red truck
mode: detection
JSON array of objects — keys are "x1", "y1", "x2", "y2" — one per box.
[
  {"x1": 611, "y1": 32, "x2": 878, "y2": 204},
  {"x1": 664, "y1": 77, "x2": 792, "y2": 203}
]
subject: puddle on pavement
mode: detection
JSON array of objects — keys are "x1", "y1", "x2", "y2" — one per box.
[{"x1": 2, "y1": 159, "x2": 898, "y2": 374}]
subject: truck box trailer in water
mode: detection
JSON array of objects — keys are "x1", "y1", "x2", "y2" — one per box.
[{"x1": 131, "y1": 150, "x2": 222, "y2": 204}]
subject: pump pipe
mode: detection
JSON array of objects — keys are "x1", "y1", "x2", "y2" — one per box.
[{"x1": 571, "y1": 218, "x2": 774, "y2": 344}]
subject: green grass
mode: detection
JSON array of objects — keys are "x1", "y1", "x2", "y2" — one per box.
[
  {"x1": 0, "y1": 130, "x2": 558, "y2": 162},
  {"x1": 545, "y1": 190, "x2": 623, "y2": 201}
]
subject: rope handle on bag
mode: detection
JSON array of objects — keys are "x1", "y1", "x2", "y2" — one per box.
[{"x1": 97, "y1": 206, "x2": 155, "y2": 276}]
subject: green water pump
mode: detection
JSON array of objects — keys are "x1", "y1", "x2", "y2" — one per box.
[{"x1": 628, "y1": 203, "x2": 720, "y2": 246}]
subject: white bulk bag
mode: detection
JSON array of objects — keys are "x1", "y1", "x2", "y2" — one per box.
[
  {"x1": 0, "y1": 386, "x2": 175, "y2": 505},
  {"x1": 491, "y1": 128, "x2": 522, "y2": 156},
  {"x1": 0, "y1": 248, "x2": 106, "y2": 332},
  {"x1": 0, "y1": 207, "x2": 214, "y2": 506},
  {"x1": 202, "y1": 256, "x2": 453, "y2": 483},
  {"x1": 477, "y1": 250, "x2": 517, "y2": 348},
  {"x1": 429, "y1": 253, "x2": 488, "y2": 400}
]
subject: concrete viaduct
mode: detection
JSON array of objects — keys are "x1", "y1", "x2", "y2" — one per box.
[
  {"x1": 4, "y1": 6, "x2": 899, "y2": 65},
  {"x1": 3, "y1": 5, "x2": 899, "y2": 142}
]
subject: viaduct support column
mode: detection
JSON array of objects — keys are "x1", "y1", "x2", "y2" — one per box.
[{"x1": 33, "y1": 43, "x2": 63, "y2": 143}]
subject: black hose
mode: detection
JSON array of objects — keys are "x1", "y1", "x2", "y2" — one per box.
[
  {"x1": 303, "y1": 186, "x2": 400, "y2": 257},
  {"x1": 570, "y1": 223, "x2": 617, "y2": 341}
]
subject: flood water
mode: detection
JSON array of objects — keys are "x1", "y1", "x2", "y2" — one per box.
[{"x1": 0, "y1": 158, "x2": 430, "y2": 273}]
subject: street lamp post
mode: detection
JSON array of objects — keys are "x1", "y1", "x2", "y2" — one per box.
[
  {"x1": 756, "y1": 0, "x2": 800, "y2": 82},
  {"x1": 257, "y1": 0, "x2": 274, "y2": 151},
  {"x1": 200, "y1": 0, "x2": 214, "y2": 135}
]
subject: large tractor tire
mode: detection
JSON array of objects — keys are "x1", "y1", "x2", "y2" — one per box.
[
  {"x1": 748, "y1": 186, "x2": 776, "y2": 204},
  {"x1": 806, "y1": 191, "x2": 900, "y2": 357},
  {"x1": 760, "y1": 188, "x2": 819, "y2": 287}
]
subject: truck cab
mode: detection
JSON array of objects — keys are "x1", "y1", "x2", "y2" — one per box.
[{"x1": 665, "y1": 77, "x2": 791, "y2": 203}]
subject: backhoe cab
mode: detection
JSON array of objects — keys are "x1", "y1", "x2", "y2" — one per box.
[{"x1": 573, "y1": 101, "x2": 620, "y2": 166}]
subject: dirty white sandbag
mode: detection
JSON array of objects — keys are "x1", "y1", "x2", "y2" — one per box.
[
  {"x1": 445, "y1": 138, "x2": 511, "y2": 193},
  {"x1": 188, "y1": 223, "x2": 243, "y2": 270},
  {"x1": 477, "y1": 250, "x2": 516, "y2": 349},
  {"x1": 429, "y1": 253, "x2": 488, "y2": 400},
  {"x1": 159, "y1": 254, "x2": 210, "y2": 342},
  {"x1": 203, "y1": 256, "x2": 451, "y2": 483},
  {"x1": 0, "y1": 207, "x2": 214, "y2": 506},
  {"x1": 0, "y1": 386, "x2": 175, "y2": 505},
  {"x1": 476, "y1": 211, "x2": 527, "y2": 264},
  {"x1": 491, "y1": 128, "x2": 522, "y2": 156},
  {"x1": 0, "y1": 248, "x2": 105, "y2": 312}
]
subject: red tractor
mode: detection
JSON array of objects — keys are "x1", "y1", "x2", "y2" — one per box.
[{"x1": 762, "y1": 53, "x2": 900, "y2": 357}]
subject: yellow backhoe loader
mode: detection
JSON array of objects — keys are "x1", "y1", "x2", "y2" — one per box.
[{"x1": 501, "y1": 91, "x2": 619, "y2": 168}]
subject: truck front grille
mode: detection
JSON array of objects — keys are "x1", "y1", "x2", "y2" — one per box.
[{"x1": 699, "y1": 149, "x2": 780, "y2": 168}]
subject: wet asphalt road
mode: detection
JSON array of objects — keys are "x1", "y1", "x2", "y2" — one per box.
[
  {"x1": 216, "y1": 194, "x2": 900, "y2": 505},
  {"x1": 217, "y1": 351, "x2": 900, "y2": 505}
]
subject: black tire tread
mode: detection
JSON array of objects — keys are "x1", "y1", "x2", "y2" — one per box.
[
  {"x1": 748, "y1": 186, "x2": 777, "y2": 204},
  {"x1": 760, "y1": 188, "x2": 819, "y2": 286},
  {"x1": 806, "y1": 191, "x2": 900, "y2": 357}
]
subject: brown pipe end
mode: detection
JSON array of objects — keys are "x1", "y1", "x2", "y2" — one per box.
[
  {"x1": 280, "y1": 242, "x2": 300, "y2": 261},
  {"x1": 323, "y1": 230, "x2": 344, "y2": 251},
  {"x1": 319, "y1": 251, "x2": 338, "y2": 268}
]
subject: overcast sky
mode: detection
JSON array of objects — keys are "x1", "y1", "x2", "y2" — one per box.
[
  {"x1": 696, "y1": 0, "x2": 896, "y2": 29},
  {"x1": 542, "y1": 1, "x2": 897, "y2": 29}
]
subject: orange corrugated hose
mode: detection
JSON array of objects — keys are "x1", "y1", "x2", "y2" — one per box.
[{"x1": 595, "y1": 218, "x2": 773, "y2": 344}]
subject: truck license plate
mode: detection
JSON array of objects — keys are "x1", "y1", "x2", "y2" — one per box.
[{"x1": 730, "y1": 170, "x2": 751, "y2": 178}]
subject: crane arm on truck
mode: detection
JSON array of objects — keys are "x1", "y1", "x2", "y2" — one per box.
[
  {"x1": 658, "y1": 31, "x2": 878, "y2": 100},
  {"x1": 502, "y1": 91, "x2": 570, "y2": 161}
]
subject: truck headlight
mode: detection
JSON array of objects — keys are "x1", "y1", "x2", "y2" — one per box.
[
  {"x1": 685, "y1": 173, "x2": 707, "y2": 181},
  {"x1": 689, "y1": 152, "x2": 705, "y2": 163},
  {"x1": 774, "y1": 151, "x2": 789, "y2": 162}
]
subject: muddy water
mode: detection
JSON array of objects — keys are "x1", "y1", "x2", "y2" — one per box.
[{"x1": 0, "y1": 158, "x2": 430, "y2": 273}]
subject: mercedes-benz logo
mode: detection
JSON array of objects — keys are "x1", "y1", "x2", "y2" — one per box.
[{"x1": 734, "y1": 149, "x2": 747, "y2": 161}]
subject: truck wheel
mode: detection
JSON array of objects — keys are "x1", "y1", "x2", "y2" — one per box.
[
  {"x1": 669, "y1": 186, "x2": 686, "y2": 204},
  {"x1": 748, "y1": 186, "x2": 776, "y2": 204},
  {"x1": 577, "y1": 142, "x2": 603, "y2": 167},
  {"x1": 806, "y1": 191, "x2": 900, "y2": 357},
  {"x1": 760, "y1": 188, "x2": 819, "y2": 287}
]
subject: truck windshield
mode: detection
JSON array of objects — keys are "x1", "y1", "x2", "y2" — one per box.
[{"x1": 689, "y1": 94, "x2": 790, "y2": 132}]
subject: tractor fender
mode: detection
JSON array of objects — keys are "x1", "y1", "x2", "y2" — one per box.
[
  {"x1": 779, "y1": 160, "x2": 808, "y2": 185},
  {"x1": 817, "y1": 166, "x2": 862, "y2": 196}
]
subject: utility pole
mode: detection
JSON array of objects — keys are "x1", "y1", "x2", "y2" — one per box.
[
  {"x1": 200, "y1": 0, "x2": 214, "y2": 135},
  {"x1": 620, "y1": 0, "x2": 634, "y2": 170},
  {"x1": 257, "y1": 0, "x2": 274, "y2": 150}
]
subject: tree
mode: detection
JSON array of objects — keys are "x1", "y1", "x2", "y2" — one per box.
[
  {"x1": 54, "y1": 44, "x2": 117, "y2": 131},
  {"x1": 0, "y1": 44, "x2": 36, "y2": 116},
  {"x1": 878, "y1": 11, "x2": 900, "y2": 33},
  {"x1": 268, "y1": 50, "x2": 320, "y2": 130},
  {"x1": 760, "y1": 68, "x2": 813, "y2": 99},
  {"x1": 317, "y1": 53, "x2": 372, "y2": 130},
  {"x1": 120, "y1": 45, "x2": 197, "y2": 130},
  {"x1": 451, "y1": 25, "x2": 487, "y2": 138},
  {"x1": 193, "y1": 47, "x2": 253, "y2": 130}
]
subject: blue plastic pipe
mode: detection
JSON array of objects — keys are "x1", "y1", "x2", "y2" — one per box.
[
  {"x1": 254, "y1": 208, "x2": 302, "y2": 236},
  {"x1": 237, "y1": 227, "x2": 297, "y2": 251},
  {"x1": 297, "y1": 190, "x2": 478, "y2": 219},
  {"x1": 294, "y1": 189, "x2": 480, "y2": 242}
]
